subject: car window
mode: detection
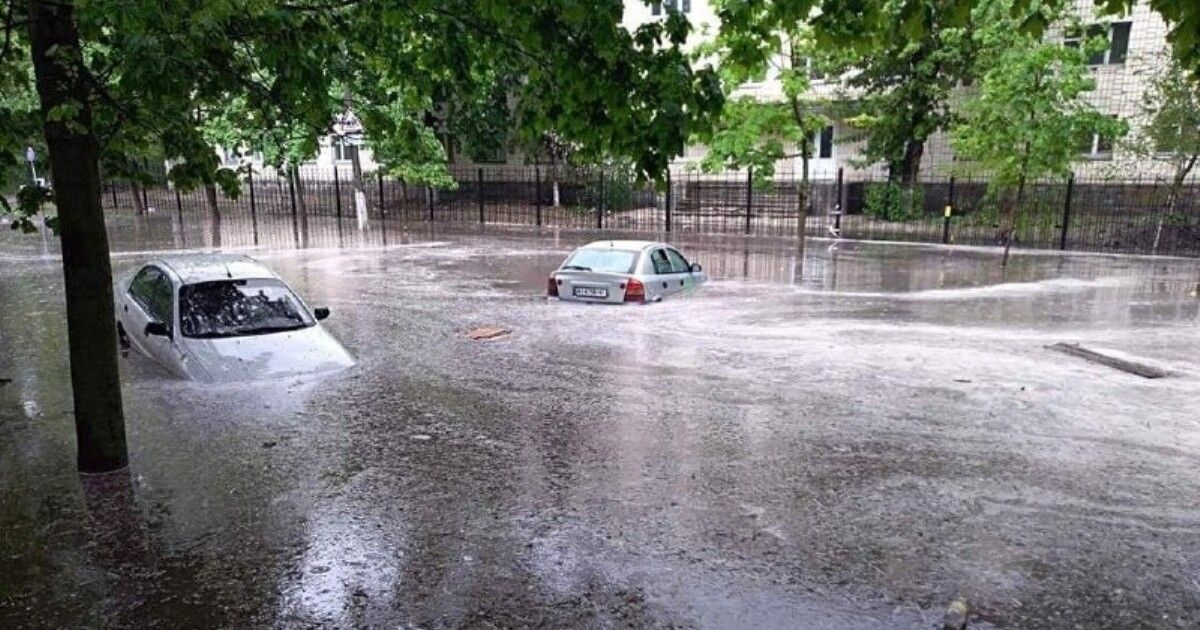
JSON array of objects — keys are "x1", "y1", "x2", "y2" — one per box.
[
  {"x1": 562, "y1": 249, "x2": 639, "y2": 274},
  {"x1": 129, "y1": 266, "x2": 173, "y2": 327},
  {"x1": 179, "y1": 278, "x2": 314, "y2": 339},
  {"x1": 649, "y1": 249, "x2": 672, "y2": 275},
  {"x1": 665, "y1": 248, "x2": 690, "y2": 273}
]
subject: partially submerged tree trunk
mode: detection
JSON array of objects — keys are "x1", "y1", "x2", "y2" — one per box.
[
  {"x1": 1001, "y1": 176, "x2": 1027, "y2": 267},
  {"x1": 29, "y1": 0, "x2": 128, "y2": 472},
  {"x1": 130, "y1": 181, "x2": 147, "y2": 215},
  {"x1": 349, "y1": 144, "x2": 368, "y2": 230},
  {"x1": 289, "y1": 165, "x2": 309, "y2": 247},
  {"x1": 203, "y1": 181, "x2": 222, "y2": 248}
]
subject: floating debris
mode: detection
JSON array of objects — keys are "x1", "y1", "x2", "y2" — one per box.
[
  {"x1": 466, "y1": 326, "x2": 511, "y2": 340},
  {"x1": 1048, "y1": 343, "x2": 1173, "y2": 379}
]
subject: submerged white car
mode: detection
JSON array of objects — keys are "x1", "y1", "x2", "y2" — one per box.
[
  {"x1": 115, "y1": 254, "x2": 354, "y2": 381},
  {"x1": 548, "y1": 240, "x2": 707, "y2": 303}
]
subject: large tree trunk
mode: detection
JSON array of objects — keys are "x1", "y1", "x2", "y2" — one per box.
[
  {"x1": 130, "y1": 181, "x2": 146, "y2": 215},
  {"x1": 899, "y1": 140, "x2": 924, "y2": 186},
  {"x1": 203, "y1": 181, "x2": 222, "y2": 248},
  {"x1": 348, "y1": 141, "x2": 368, "y2": 231},
  {"x1": 289, "y1": 165, "x2": 309, "y2": 247},
  {"x1": 29, "y1": 0, "x2": 128, "y2": 473}
]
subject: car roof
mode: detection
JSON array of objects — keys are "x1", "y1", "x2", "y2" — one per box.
[
  {"x1": 580, "y1": 240, "x2": 665, "y2": 251},
  {"x1": 148, "y1": 254, "x2": 280, "y2": 285}
]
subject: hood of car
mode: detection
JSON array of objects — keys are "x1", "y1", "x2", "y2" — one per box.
[{"x1": 178, "y1": 325, "x2": 355, "y2": 382}]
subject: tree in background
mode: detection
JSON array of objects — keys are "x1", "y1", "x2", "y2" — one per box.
[
  {"x1": 1, "y1": 0, "x2": 722, "y2": 473},
  {"x1": 832, "y1": 0, "x2": 977, "y2": 187},
  {"x1": 694, "y1": 13, "x2": 831, "y2": 237},
  {"x1": 951, "y1": 12, "x2": 1126, "y2": 265},
  {"x1": 1125, "y1": 50, "x2": 1200, "y2": 218}
]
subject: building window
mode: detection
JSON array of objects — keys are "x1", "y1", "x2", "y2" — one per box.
[
  {"x1": 1079, "y1": 116, "x2": 1119, "y2": 159},
  {"x1": 816, "y1": 125, "x2": 833, "y2": 159},
  {"x1": 1064, "y1": 21, "x2": 1131, "y2": 65},
  {"x1": 333, "y1": 136, "x2": 359, "y2": 162},
  {"x1": 651, "y1": 0, "x2": 689, "y2": 15}
]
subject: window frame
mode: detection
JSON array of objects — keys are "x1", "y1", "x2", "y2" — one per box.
[
  {"x1": 648, "y1": 248, "x2": 673, "y2": 275},
  {"x1": 129, "y1": 265, "x2": 175, "y2": 330},
  {"x1": 333, "y1": 136, "x2": 359, "y2": 163},
  {"x1": 816, "y1": 125, "x2": 834, "y2": 159},
  {"x1": 1064, "y1": 21, "x2": 1131, "y2": 66},
  {"x1": 664, "y1": 248, "x2": 692, "y2": 274}
]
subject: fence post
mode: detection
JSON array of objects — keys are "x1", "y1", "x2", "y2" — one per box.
[
  {"x1": 597, "y1": 170, "x2": 605, "y2": 229},
  {"x1": 247, "y1": 168, "x2": 259, "y2": 246},
  {"x1": 665, "y1": 169, "x2": 673, "y2": 233},
  {"x1": 1060, "y1": 173, "x2": 1075, "y2": 250},
  {"x1": 426, "y1": 185, "x2": 434, "y2": 221},
  {"x1": 834, "y1": 167, "x2": 843, "y2": 234},
  {"x1": 745, "y1": 167, "x2": 753, "y2": 235},
  {"x1": 174, "y1": 186, "x2": 185, "y2": 247},
  {"x1": 534, "y1": 166, "x2": 542, "y2": 227},
  {"x1": 943, "y1": 176, "x2": 955, "y2": 245},
  {"x1": 110, "y1": 182, "x2": 118, "y2": 209},
  {"x1": 477, "y1": 167, "x2": 485, "y2": 224}
]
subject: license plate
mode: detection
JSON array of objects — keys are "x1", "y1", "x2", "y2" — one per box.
[{"x1": 573, "y1": 287, "x2": 608, "y2": 298}]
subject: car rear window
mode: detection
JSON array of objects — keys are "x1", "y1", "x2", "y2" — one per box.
[{"x1": 561, "y1": 249, "x2": 639, "y2": 274}]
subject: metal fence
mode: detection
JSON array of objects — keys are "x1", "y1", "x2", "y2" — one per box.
[{"x1": 101, "y1": 164, "x2": 1200, "y2": 258}]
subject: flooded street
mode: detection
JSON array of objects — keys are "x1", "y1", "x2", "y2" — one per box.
[{"x1": 2, "y1": 215, "x2": 1200, "y2": 628}]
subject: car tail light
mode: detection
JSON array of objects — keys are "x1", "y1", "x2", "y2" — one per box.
[
  {"x1": 547, "y1": 275, "x2": 559, "y2": 297},
  {"x1": 624, "y1": 278, "x2": 645, "y2": 303}
]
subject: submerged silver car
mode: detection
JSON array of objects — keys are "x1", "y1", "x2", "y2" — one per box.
[
  {"x1": 115, "y1": 254, "x2": 354, "y2": 381},
  {"x1": 548, "y1": 240, "x2": 707, "y2": 303}
]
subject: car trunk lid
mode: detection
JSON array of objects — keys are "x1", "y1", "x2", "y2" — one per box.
[{"x1": 552, "y1": 270, "x2": 633, "y2": 304}]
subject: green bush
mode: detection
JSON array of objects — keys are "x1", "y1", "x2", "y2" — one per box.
[
  {"x1": 864, "y1": 183, "x2": 924, "y2": 221},
  {"x1": 584, "y1": 171, "x2": 636, "y2": 212}
]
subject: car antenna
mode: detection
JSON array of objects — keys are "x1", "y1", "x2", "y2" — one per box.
[{"x1": 225, "y1": 264, "x2": 233, "y2": 279}]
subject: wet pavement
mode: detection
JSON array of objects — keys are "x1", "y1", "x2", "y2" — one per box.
[{"x1": 2, "y1": 214, "x2": 1200, "y2": 628}]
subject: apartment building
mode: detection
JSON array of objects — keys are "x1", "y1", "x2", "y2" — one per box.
[{"x1": 627, "y1": 0, "x2": 1177, "y2": 181}]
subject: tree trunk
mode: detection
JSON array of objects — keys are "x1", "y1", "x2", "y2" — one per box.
[
  {"x1": 130, "y1": 181, "x2": 146, "y2": 215},
  {"x1": 1155, "y1": 156, "x2": 1197, "y2": 253},
  {"x1": 798, "y1": 145, "x2": 811, "y2": 244},
  {"x1": 348, "y1": 139, "x2": 368, "y2": 231},
  {"x1": 203, "y1": 181, "x2": 222, "y2": 248},
  {"x1": 1001, "y1": 177, "x2": 1026, "y2": 267},
  {"x1": 899, "y1": 140, "x2": 924, "y2": 186},
  {"x1": 29, "y1": 0, "x2": 128, "y2": 473},
  {"x1": 289, "y1": 165, "x2": 309, "y2": 247}
]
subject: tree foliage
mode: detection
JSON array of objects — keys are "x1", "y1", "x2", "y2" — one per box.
[
  {"x1": 714, "y1": 0, "x2": 1200, "y2": 77},
  {"x1": 951, "y1": 15, "x2": 1126, "y2": 261},
  {"x1": 1125, "y1": 48, "x2": 1200, "y2": 202},
  {"x1": 693, "y1": 9, "x2": 829, "y2": 181},
  {"x1": 830, "y1": 0, "x2": 978, "y2": 184}
]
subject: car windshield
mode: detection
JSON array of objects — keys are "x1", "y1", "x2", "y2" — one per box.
[
  {"x1": 561, "y1": 248, "x2": 639, "y2": 274},
  {"x1": 179, "y1": 278, "x2": 314, "y2": 339}
]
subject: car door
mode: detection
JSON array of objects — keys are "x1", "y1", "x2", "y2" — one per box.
[
  {"x1": 664, "y1": 247, "x2": 697, "y2": 294},
  {"x1": 121, "y1": 266, "x2": 179, "y2": 372},
  {"x1": 645, "y1": 248, "x2": 674, "y2": 301}
]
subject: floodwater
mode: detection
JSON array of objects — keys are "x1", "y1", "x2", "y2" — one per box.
[{"x1": 2, "y1": 214, "x2": 1199, "y2": 628}]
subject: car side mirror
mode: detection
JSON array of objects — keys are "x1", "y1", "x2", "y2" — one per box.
[
  {"x1": 690, "y1": 263, "x2": 703, "y2": 273},
  {"x1": 314, "y1": 307, "x2": 330, "y2": 321},
  {"x1": 144, "y1": 322, "x2": 170, "y2": 338}
]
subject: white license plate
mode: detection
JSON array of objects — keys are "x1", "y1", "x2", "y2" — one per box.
[{"x1": 573, "y1": 287, "x2": 608, "y2": 298}]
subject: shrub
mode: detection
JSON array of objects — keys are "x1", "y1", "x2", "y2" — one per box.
[{"x1": 864, "y1": 182, "x2": 924, "y2": 221}]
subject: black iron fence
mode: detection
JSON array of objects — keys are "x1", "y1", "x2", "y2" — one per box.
[{"x1": 100, "y1": 164, "x2": 1200, "y2": 257}]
